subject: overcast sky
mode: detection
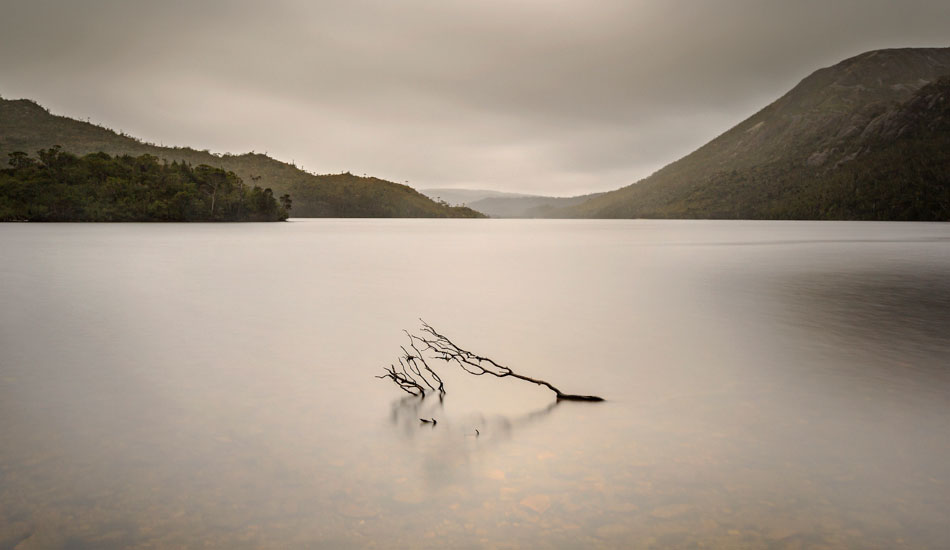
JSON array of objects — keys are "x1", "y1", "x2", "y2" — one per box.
[{"x1": 1, "y1": 1, "x2": 948, "y2": 195}]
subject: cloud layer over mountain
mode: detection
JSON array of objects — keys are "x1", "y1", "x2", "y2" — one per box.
[{"x1": 2, "y1": 0, "x2": 948, "y2": 195}]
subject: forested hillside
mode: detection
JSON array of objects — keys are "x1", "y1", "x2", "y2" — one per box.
[
  {"x1": 0, "y1": 99, "x2": 484, "y2": 218},
  {"x1": 0, "y1": 149, "x2": 288, "y2": 222}
]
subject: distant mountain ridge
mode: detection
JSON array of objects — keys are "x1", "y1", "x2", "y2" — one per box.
[
  {"x1": 420, "y1": 188, "x2": 601, "y2": 218},
  {"x1": 467, "y1": 193, "x2": 603, "y2": 218},
  {"x1": 420, "y1": 188, "x2": 538, "y2": 205},
  {"x1": 0, "y1": 98, "x2": 484, "y2": 218},
  {"x1": 555, "y1": 47, "x2": 950, "y2": 220}
]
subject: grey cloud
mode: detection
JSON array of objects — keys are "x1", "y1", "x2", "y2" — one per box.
[{"x1": 2, "y1": 0, "x2": 948, "y2": 195}]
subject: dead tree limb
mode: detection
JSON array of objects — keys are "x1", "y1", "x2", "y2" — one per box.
[
  {"x1": 377, "y1": 333, "x2": 446, "y2": 399},
  {"x1": 376, "y1": 362, "x2": 425, "y2": 396},
  {"x1": 378, "y1": 320, "x2": 604, "y2": 402},
  {"x1": 403, "y1": 330, "x2": 445, "y2": 396}
]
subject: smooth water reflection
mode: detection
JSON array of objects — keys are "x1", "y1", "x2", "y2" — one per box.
[{"x1": 1, "y1": 220, "x2": 948, "y2": 549}]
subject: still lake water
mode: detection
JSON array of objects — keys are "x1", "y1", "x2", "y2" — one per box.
[{"x1": 1, "y1": 219, "x2": 949, "y2": 549}]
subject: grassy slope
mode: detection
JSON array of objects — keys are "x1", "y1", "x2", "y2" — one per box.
[{"x1": 0, "y1": 99, "x2": 484, "y2": 218}]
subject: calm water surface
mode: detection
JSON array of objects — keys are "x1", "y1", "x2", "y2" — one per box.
[{"x1": 1, "y1": 220, "x2": 949, "y2": 549}]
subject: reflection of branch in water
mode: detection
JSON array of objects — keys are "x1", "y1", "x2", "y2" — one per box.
[
  {"x1": 389, "y1": 394, "x2": 445, "y2": 439},
  {"x1": 389, "y1": 395, "x2": 560, "y2": 443},
  {"x1": 386, "y1": 397, "x2": 572, "y2": 484}
]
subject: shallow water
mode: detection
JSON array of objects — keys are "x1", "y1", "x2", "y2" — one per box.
[{"x1": 1, "y1": 219, "x2": 948, "y2": 549}]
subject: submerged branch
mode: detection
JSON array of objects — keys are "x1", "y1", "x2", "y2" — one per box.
[
  {"x1": 377, "y1": 332, "x2": 447, "y2": 400},
  {"x1": 376, "y1": 362, "x2": 425, "y2": 396},
  {"x1": 377, "y1": 320, "x2": 604, "y2": 402}
]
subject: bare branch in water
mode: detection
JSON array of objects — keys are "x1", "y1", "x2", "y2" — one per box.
[
  {"x1": 377, "y1": 332, "x2": 447, "y2": 399},
  {"x1": 375, "y1": 362, "x2": 426, "y2": 397},
  {"x1": 378, "y1": 321, "x2": 604, "y2": 402}
]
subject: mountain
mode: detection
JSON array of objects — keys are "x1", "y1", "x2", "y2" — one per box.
[
  {"x1": 467, "y1": 193, "x2": 603, "y2": 218},
  {"x1": 555, "y1": 47, "x2": 950, "y2": 220},
  {"x1": 420, "y1": 188, "x2": 601, "y2": 218},
  {"x1": 0, "y1": 98, "x2": 484, "y2": 218},
  {"x1": 420, "y1": 188, "x2": 536, "y2": 205}
]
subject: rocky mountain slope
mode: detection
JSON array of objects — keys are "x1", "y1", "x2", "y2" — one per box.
[{"x1": 556, "y1": 47, "x2": 950, "y2": 220}]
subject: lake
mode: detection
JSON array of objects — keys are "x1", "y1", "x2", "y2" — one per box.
[{"x1": 1, "y1": 219, "x2": 949, "y2": 549}]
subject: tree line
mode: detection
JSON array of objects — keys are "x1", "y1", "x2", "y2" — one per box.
[{"x1": 0, "y1": 148, "x2": 291, "y2": 222}]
